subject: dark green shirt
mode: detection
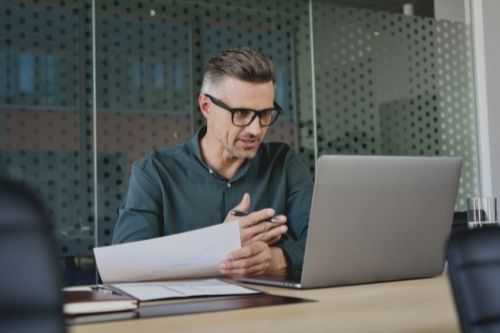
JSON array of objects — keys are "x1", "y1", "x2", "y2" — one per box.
[{"x1": 112, "y1": 127, "x2": 313, "y2": 272}]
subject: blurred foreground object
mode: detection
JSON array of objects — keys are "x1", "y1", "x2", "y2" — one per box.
[
  {"x1": 447, "y1": 226, "x2": 500, "y2": 333},
  {"x1": 0, "y1": 178, "x2": 65, "y2": 333}
]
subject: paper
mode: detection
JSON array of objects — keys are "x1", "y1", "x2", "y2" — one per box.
[
  {"x1": 111, "y1": 279, "x2": 259, "y2": 301},
  {"x1": 63, "y1": 286, "x2": 93, "y2": 292},
  {"x1": 94, "y1": 222, "x2": 241, "y2": 283}
]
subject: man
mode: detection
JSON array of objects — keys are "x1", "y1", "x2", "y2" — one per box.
[{"x1": 113, "y1": 47, "x2": 313, "y2": 277}]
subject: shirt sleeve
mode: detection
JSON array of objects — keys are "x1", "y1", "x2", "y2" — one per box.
[
  {"x1": 112, "y1": 163, "x2": 163, "y2": 244},
  {"x1": 275, "y1": 149, "x2": 314, "y2": 273}
]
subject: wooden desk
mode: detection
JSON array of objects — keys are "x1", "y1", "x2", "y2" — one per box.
[{"x1": 70, "y1": 275, "x2": 460, "y2": 333}]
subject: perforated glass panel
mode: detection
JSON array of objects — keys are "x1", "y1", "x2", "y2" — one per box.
[
  {"x1": 0, "y1": 0, "x2": 95, "y2": 262},
  {"x1": 93, "y1": 0, "x2": 312, "y2": 247},
  {"x1": 311, "y1": 2, "x2": 479, "y2": 209},
  {"x1": 0, "y1": 0, "x2": 479, "y2": 285}
]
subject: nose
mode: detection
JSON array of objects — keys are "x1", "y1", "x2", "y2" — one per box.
[{"x1": 244, "y1": 114, "x2": 263, "y2": 136}]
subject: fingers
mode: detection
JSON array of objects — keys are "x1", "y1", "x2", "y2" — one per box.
[
  {"x1": 238, "y1": 208, "x2": 276, "y2": 228},
  {"x1": 248, "y1": 224, "x2": 287, "y2": 245},
  {"x1": 267, "y1": 216, "x2": 287, "y2": 239},
  {"x1": 241, "y1": 217, "x2": 287, "y2": 246},
  {"x1": 270, "y1": 214, "x2": 287, "y2": 224},
  {"x1": 239, "y1": 213, "x2": 286, "y2": 240},
  {"x1": 222, "y1": 194, "x2": 288, "y2": 246},
  {"x1": 223, "y1": 193, "x2": 251, "y2": 223},
  {"x1": 218, "y1": 242, "x2": 271, "y2": 277},
  {"x1": 234, "y1": 193, "x2": 251, "y2": 214},
  {"x1": 264, "y1": 234, "x2": 282, "y2": 245}
]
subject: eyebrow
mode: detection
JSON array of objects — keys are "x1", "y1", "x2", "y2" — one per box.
[{"x1": 211, "y1": 95, "x2": 276, "y2": 111}]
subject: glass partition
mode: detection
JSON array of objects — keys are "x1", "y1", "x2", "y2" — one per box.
[
  {"x1": 0, "y1": 0, "x2": 96, "y2": 284},
  {"x1": 0, "y1": 0, "x2": 479, "y2": 285},
  {"x1": 311, "y1": 0, "x2": 479, "y2": 209}
]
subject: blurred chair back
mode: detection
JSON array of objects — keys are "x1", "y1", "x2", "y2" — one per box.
[
  {"x1": 447, "y1": 226, "x2": 500, "y2": 333},
  {"x1": 0, "y1": 178, "x2": 65, "y2": 333}
]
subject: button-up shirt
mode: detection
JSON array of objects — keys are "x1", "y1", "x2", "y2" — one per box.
[{"x1": 112, "y1": 127, "x2": 313, "y2": 272}]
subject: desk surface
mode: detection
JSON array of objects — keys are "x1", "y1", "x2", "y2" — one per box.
[{"x1": 70, "y1": 275, "x2": 460, "y2": 333}]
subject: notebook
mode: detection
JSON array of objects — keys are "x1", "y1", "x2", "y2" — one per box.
[
  {"x1": 63, "y1": 290, "x2": 138, "y2": 316},
  {"x1": 237, "y1": 155, "x2": 462, "y2": 289}
]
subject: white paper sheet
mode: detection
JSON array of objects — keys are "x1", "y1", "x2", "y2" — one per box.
[
  {"x1": 62, "y1": 286, "x2": 93, "y2": 292},
  {"x1": 111, "y1": 279, "x2": 259, "y2": 301},
  {"x1": 94, "y1": 222, "x2": 241, "y2": 283}
]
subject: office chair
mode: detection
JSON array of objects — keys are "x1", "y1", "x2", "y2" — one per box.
[
  {"x1": 0, "y1": 178, "x2": 65, "y2": 333},
  {"x1": 447, "y1": 226, "x2": 500, "y2": 333}
]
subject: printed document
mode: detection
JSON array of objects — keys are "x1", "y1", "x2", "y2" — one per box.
[
  {"x1": 94, "y1": 222, "x2": 241, "y2": 283},
  {"x1": 111, "y1": 279, "x2": 259, "y2": 301}
]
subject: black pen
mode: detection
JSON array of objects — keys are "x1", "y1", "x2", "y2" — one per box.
[{"x1": 231, "y1": 209, "x2": 281, "y2": 223}]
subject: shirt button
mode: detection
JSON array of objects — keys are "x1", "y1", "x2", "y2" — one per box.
[
  {"x1": 227, "y1": 182, "x2": 231, "y2": 188},
  {"x1": 208, "y1": 169, "x2": 213, "y2": 174}
]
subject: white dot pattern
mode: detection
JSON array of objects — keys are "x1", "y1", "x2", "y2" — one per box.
[
  {"x1": 0, "y1": 1, "x2": 479, "y2": 260},
  {"x1": 312, "y1": 3, "x2": 479, "y2": 209}
]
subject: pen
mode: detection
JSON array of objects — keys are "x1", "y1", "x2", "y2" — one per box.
[{"x1": 231, "y1": 210, "x2": 281, "y2": 223}]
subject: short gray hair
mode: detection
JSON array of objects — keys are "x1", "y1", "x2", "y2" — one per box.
[{"x1": 200, "y1": 47, "x2": 276, "y2": 93}]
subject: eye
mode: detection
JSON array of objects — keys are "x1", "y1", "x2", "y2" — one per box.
[
  {"x1": 259, "y1": 110, "x2": 273, "y2": 119},
  {"x1": 234, "y1": 109, "x2": 252, "y2": 119}
]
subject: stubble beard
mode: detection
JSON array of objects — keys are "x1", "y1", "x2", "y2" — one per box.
[
  {"x1": 218, "y1": 135, "x2": 260, "y2": 160},
  {"x1": 210, "y1": 122, "x2": 262, "y2": 160}
]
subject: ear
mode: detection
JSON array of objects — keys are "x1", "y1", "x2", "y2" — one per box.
[{"x1": 198, "y1": 94, "x2": 211, "y2": 120}]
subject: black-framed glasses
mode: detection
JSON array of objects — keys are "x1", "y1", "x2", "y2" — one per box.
[{"x1": 204, "y1": 93, "x2": 282, "y2": 127}]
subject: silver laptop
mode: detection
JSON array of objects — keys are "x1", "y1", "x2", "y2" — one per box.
[{"x1": 237, "y1": 155, "x2": 462, "y2": 289}]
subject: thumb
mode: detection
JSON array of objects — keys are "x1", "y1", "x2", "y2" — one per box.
[{"x1": 233, "y1": 193, "x2": 251, "y2": 213}]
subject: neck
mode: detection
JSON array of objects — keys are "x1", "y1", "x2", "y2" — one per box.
[{"x1": 200, "y1": 132, "x2": 246, "y2": 180}]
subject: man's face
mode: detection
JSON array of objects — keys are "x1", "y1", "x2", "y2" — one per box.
[{"x1": 202, "y1": 77, "x2": 275, "y2": 160}]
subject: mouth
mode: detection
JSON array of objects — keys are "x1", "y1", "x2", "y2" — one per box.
[{"x1": 238, "y1": 137, "x2": 259, "y2": 149}]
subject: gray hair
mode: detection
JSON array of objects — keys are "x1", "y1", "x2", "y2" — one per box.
[{"x1": 200, "y1": 47, "x2": 276, "y2": 93}]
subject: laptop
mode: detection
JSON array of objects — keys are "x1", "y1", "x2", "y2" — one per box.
[{"x1": 237, "y1": 155, "x2": 462, "y2": 289}]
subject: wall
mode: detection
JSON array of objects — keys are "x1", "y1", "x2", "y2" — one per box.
[{"x1": 471, "y1": 0, "x2": 500, "y2": 199}]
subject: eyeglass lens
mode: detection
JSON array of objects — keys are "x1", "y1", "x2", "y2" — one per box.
[{"x1": 232, "y1": 109, "x2": 279, "y2": 127}]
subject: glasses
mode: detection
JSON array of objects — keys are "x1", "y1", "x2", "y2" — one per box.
[{"x1": 204, "y1": 93, "x2": 282, "y2": 127}]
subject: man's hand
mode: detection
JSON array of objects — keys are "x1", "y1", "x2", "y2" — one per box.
[
  {"x1": 220, "y1": 193, "x2": 289, "y2": 277},
  {"x1": 224, "y1": 193, "x2": 287, "y2": 246},
  {"x1": 218, "y1": 242, "x2": 288, "y2": 277}
]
